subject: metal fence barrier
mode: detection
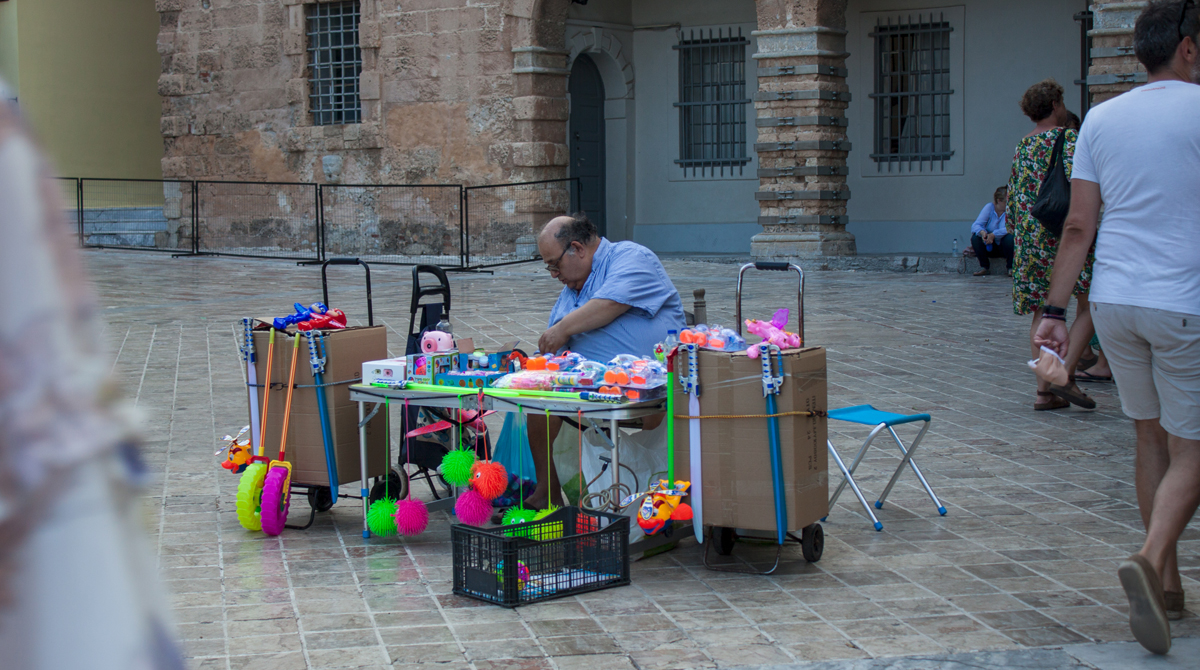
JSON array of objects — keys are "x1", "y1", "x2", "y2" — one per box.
[
  {"x1": 195, "y1": 181, "x2": 321, "y2": 261},
  {"x1": 463, "y1": 178, "x2": 580, "y2": 269},
  {"x1": 64, "y1": 176, "x2": 581, "y2": 269},
  {"x1": 321, "y1": 183, "x2": 463, "y2": 267},
  {"x1": 76, "y1": 178, "x2": 195, "y2": 253}
]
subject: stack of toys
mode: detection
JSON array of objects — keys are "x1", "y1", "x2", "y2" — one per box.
[
  {"x1": 491, "y1": 352, "x2": 668, "y2": 402},
  {"x1": 441, "y1": 448, "x2": 509, "y2": 526},
  {"x1": 402, "y1": 331, "x2": 519, "y2": 389},
  {"x1": 273, "y1": 302, "x2": 347, "y2": 331},
  {"x1": 745, "y1": 308, "x2": 802, "y2": 357}
]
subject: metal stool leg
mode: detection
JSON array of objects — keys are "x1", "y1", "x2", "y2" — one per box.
[
  {"x1": 874, "y1": 421, "x2": 946, "y2": 515},
  {"x1": 828, "y1": 423, "x2": 887, "y2": 508},
  {"x1": 826, "y1": 441, "x2": 883, "y2": 531}
]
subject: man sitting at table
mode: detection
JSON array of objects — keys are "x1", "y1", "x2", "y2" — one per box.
[{"x1": 525, "y1": 212, "x2": 686, "y2": 508}]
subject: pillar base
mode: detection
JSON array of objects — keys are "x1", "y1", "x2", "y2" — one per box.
[{"x1": 750, "y1": 230, "x2": 857, "y2": 258}]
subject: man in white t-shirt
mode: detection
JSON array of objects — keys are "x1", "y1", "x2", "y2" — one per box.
[{"x1": 1035, "y1": 0, "x2": 1200, "y2": 655}]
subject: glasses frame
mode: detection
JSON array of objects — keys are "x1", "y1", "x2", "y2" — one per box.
[
  {"x1": 545, "y1": 244, "x2": 572, "y2": 273},
  {"x1": 1181, "y1": 0, "x2": 1197, "y2": 40}
]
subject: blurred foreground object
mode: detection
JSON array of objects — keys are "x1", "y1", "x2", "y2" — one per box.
[{"x1": 0, "y1": 92, "x2": 183, "y2": 669}]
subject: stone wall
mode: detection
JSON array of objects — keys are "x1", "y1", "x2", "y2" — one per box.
[
  {"x1": 156, "y1": 0, "x2": 569, "y2": 187},
  {"x1": 1088, "y1": 1, "x2": 1148, "y2": 106}
]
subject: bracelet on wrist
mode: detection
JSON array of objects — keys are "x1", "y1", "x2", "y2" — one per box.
[
  {"x1": 1042, "y1": 313, "x2": 1066, "y2": 322},
  {"x1": 1043, "y1": 305, "x2": 1067, "y2": 317}
]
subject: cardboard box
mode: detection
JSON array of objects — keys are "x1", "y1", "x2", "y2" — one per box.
[
  {"x1": 672, "y1": 346, "x2": 828, "y2": 533},
  {"x1": 363, "y1": 357, "x2": 407, "y2": 386},
  {"x1": 249, "y1": 325, "x2": 389, "y2": 487}
]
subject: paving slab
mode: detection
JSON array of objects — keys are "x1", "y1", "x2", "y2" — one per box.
[{"x1": 77, "y1": 250, "x2": 1199, "y2": 670}]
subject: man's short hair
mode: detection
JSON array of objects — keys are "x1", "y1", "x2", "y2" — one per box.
[
  {"x1": 994, "y1": 186, "x2": 1008, "y2": 202},
  {"x1": 554, "y1": 212, "x2": 597, "y2": 248},
  {"x1": 1020, "y1": 79, "x2": 1063, "y2": 122},
  {"x1": 1135, "y1": 0, "x2": 1200, "y2": 74}
]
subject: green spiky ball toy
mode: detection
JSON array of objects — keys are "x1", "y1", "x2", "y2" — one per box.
[
  {"x1": 502, "y1": 507, "x2": 538, "y2": 537},
  {"x1": 367, "y1": 498, "x2": 399, "y2": 537},
  {"x1": 440, "y1": 449, "x2": 477, "y2": 487},
  {"x1": 533, "y1": 506, "x2": 563, "y2": 539}
]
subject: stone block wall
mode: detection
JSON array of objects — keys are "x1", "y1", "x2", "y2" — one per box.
[{"x1": 156, "y1": 0, "x2": 568, "y2": 187}]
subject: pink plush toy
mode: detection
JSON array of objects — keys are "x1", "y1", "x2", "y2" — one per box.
[{"x1": 745, "y1": 308, "x2": 802, "y2": 358}]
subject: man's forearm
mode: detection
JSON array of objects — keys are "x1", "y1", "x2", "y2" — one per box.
[{"x1": 554, "y1": 299, "x2": 630, "y2": 338}]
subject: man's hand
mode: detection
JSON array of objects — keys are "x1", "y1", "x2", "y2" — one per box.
[
  {"x1": 1034, "y1": 316, "x2": 1070, "y2": 359},
  {"x1": 538, "y1": 323, "x2": 570, "y2": 355}
]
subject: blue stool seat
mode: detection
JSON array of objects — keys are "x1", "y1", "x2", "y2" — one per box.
[
  {"x1": 828, "y1": 405, "x2": 930, "y2": 427},
  {"x1": 825, "y1": 404, "x2": 945, "y2": 531}
]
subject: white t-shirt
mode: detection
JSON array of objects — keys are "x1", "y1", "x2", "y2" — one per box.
[{"x1": 1072, "y1": 79, "x2": 1200, "y2": 316}]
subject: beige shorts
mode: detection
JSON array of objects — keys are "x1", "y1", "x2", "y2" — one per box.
[{"x1": 1091, "y1": 302, "x2": 1200, "y2": 440}]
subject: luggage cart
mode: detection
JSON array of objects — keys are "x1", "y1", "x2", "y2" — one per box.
[{"x1": 702, "y1": 262, "x2": 824, "y2": 574}]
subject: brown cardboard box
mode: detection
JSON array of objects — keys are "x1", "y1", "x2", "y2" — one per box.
[
  {"x1": 672, "y1": 346, "x2": 828, "y2": 533},
  {"x1": 249, "y1": 325, "x2": 389, "y2": 487}
]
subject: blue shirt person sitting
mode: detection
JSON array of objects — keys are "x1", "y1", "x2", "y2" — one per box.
[
  {"x1": 525, "y1": 213, "x2": 685, "y2": 508},
  {"x1": 970, "y1": 186, "x2": 1014, "y2": 276}
]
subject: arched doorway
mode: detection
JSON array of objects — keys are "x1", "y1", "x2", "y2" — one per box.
[{"x1": 568, "y1": 55, "x2": 606, "y2": 236}]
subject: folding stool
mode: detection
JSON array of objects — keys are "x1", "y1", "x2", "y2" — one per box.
[{"x1": 825, "y1": 405, "x2": 946, "y2": 531}]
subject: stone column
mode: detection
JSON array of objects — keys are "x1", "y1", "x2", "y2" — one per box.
[
  {"x1": 751, "y1": 0, "x2": 855, "y2": 258},
  {"x1": 1087, "y1": 2, "x2": 1147, "y2": 106}
]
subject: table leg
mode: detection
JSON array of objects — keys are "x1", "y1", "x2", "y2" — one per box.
[
  {"x1": 610, "y1": 417, "x2": 620, "y2": 512},
  {"x1": 359, "y1": 400, "x2": 370, "y2": 538}
]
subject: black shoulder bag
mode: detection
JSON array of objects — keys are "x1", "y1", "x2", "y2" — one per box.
[{"x1": 1031, "y1": 130, "x2": 1071, "y2": 238}]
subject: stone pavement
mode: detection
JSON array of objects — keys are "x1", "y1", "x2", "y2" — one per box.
[{"x1": 81, "y1": 250, "x2": 1199, "y2": 670}]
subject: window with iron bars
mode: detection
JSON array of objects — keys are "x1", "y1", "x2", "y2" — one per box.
[
  {"x1": 870, "y1": 14, "x2": 954, "y2": 172},
  {"x1": 307, "y1": 1, "x2": 362, "y2": 126},
  {"x1": 674, "y1": 28, "x2": 751, "y2": 177}
]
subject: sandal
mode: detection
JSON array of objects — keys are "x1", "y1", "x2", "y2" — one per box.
[
  {"x1": 1119, "y1": 554, "x2": 1171, "y2": 654},
  {"x1": 1035, "y1": 391, "x2": 1069, "y2": 411},
  {"x1": 1165, "y1": 589, "x2": 1185, "y2": 621},
  {"x1": 1050, "y1": 381, "x2": 1097, "y2": 409},
  {"x1": 1076, "y1": 369, "x2": 1113, "y2": 383},
  {"x1": 1078, "y1": 353, "x2": 1099, "y2": 372}
]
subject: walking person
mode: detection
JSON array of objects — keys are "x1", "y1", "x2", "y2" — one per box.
[
  {"x1": 1008, "y1": 79, "x2": 1096, "y2": 411},
  {"x1": 970, "y1": 186, "x2": 1014, "y2": 276},
  {"x1": 1035, "y1": 0, "x2": 1200, "y2": 654}
]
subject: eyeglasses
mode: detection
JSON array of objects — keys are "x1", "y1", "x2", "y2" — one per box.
[
  {"x1": 1181, "y1": 0, "x2": 1196, "y2": 40},
  {"x1": 544, "y1": 245, "x2": 571, "y2": 273}
]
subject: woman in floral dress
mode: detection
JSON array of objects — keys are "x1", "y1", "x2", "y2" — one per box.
[{"x1": 1008, "y1": 79, "x2": 1096, "y2": 411}]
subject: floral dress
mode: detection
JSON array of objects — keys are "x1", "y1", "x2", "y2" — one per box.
[{"x1": 1007, "y1": 128, "x2": 1095, "y2": 315}]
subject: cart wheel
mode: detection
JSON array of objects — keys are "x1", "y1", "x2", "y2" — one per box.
[
  {"x1": 712, "y1": 526, "x2": 736, "y2": 556},
  {"x1": 801, "y1": 523, "x2": 824, "y2": 563},
  {"x1": 308, "y1": 486, "x2": 335, "y2": 512},
  {"x1": 369, "y1": 469, "x2": 405, "y2": 503},
  {"x1": 236, "y1": 463, "x2": 268, "y2": 531},
  {"x1": 260, "y1": 466, "x2": 292, "y2": 536}
]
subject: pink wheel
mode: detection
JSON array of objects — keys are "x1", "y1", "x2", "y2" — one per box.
[{"x1": 260, "y1": 466, "x2": 291, "y2": 536}]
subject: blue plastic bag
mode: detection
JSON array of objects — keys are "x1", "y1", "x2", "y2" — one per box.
[{"x1": 492, "y1": 413, "x2": 537, "y2": 484}]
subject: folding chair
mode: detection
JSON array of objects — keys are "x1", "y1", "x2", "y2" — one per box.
[{"x1": 825, "y1": 405, "x2": 946, "y2": 531}]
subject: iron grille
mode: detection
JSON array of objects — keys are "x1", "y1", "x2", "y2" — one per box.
[
  {"x1": 674, "y1": 28, "x2": 751, "y2": 177},
  {"x1": 307, "y1": 1, "x2": 362, "y2": 126},
  {"x1": 870, "y1": 14, "x2": 954, "y2": 172}
]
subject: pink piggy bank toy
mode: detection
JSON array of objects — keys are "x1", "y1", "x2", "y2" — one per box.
[{"x1": 421, "y1": 330, "x2": 455, "y2": 353}]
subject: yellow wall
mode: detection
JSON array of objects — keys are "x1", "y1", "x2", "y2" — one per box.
[
  {"x1": 2, "y1": 0, "x2": 162, "y2": 179},
  {"x1": 0, "y1": 1, "x2": 18, "y2": 96}
]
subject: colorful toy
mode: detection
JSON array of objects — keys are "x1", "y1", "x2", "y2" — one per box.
[
  {"x1": 393, "y1": 497, "x2": 430, "y2": 536},
  {"x1": 627, "y1": 480, "x2": 693, "y2": 535},
  {"x1": 533, "y1": 506, "x2": 563, "y2": 539},
  {"x1": 441, "y1": 448, "x2": 477, "y2": 487},
  {"x1": 241, "y1": 319, "x2": 261, "y2": 451},
  {"x1": 259, "y1": 332, "x2": 302, "y2": 536},
  {"x1": 546, "y1": 352, "x2": 585, "y2": 371},
  {"x1": 296, "y1": 307, "x2": 346, "y2": 331},
  {"x1": 455, "y1": 488, "x2": 493, "y2": 526},
  {"x1": 367, "y1": 498, "x2": 399, "y2": 537},
  {"x1": 237, "y1": 327, "x2": 275, "y2": 531},
  {"x1": 501, "y1": 506, "x2": 538, "y2": 527},
  {"x1": 497, "y1": 560, "x2": 531, "y2": 589},
  {"x1": 745, "y1": 308, "x2": 802, "y2": 357},
  {"x1": 471, "y1": 460, "x2": 509, "y2": 500},
  {"x1": 217, "y1": 425, "x2": 251, "y2": 474},
  {"x1": 420, "y1": 330, "x2": 455, "y2": 353}
]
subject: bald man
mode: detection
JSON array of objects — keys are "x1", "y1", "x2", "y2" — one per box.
[{"x1": 525, "y1": 212, "x2": 685, "y2": 508}]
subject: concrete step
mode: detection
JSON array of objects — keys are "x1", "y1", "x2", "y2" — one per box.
[
  {"x1": 85, "y1": 232, "x2": 158, "y2": 247},
  {"x1": 81, "y1": 207, "x2": 169, "y2": 234}
]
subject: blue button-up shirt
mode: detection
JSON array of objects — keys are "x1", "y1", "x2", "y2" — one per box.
[
  {"x1": 971, "y1": 203, "x2": 1007, "y2": 237},
  {"x1": 548, "y1": 238, "x2": 686, "y2": 362}
]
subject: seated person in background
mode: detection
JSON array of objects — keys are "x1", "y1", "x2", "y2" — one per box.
[
  {"x1": 971, "y1": 186, "x2": 1014, "y2": 276},
  {"x1": 526, "y1": 213, "x2": 686, "y2": 508}
]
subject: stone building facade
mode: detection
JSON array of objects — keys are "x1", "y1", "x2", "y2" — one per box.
[{"x1": 156, "y1": 0, "x2": 1149, "y2": 258}]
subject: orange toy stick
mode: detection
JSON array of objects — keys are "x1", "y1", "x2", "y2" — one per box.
[
  {"x1": 257, "y1": 328, "x2": 276, "y2": 458},
  {"x1": 278, "y1": 332, "x2": 302, "y2": 461}
]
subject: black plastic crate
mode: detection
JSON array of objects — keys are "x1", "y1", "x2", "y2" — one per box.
[{"x1": 452, "y1": 506, "x2": 630, "y2": 607}]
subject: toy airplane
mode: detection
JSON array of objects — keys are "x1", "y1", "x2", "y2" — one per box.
[{"x1": 217, "y1": 425, "x2": 252, "y2": 474}]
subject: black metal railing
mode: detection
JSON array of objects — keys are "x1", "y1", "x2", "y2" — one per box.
[{"x1": 61, "y1": 177, "x2": 580, "y2": 270}]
